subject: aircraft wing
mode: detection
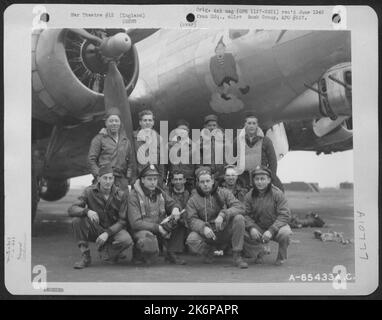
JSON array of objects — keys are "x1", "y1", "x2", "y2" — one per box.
[{"x1": 34, "y1": 120, "x2": 105, "y2": 181}]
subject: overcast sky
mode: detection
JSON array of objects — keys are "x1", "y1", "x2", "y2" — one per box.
[{"x1": 70, "y1": 150, "x2": 353, "y2": 189}]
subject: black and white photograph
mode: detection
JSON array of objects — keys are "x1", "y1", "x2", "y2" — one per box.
[{"x1": 3, "y1": 4, "x2": 379, "y2": 296}]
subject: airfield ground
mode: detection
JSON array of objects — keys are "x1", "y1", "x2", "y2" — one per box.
[{"x1": 32, "y1": 188, "x2": 355, "y2": 284}]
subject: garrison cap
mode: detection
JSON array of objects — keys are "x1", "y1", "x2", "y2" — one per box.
[
  {"x1": 175, "y1": 119, "x2": 190, "y2": 129},
  {"x1": 203, "y1": 114, "x2": 218, "y2": 124},
  {"x1": 195, "y1": 166, "x2": 212, "y2": 179},
  {"x1": 139, "y1": 163, "x2": 160, "y2": 178},
  {"x1": 251, "y1": 165, "x2": 272, "y2": 178},
  {"x1": 104, "y1": 107, "x2": 121, "y2": 120},
  {"x1": 98, "y1": 164, "x2": 114, "y2": 177}
]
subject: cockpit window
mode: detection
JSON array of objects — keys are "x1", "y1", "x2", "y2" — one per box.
[{"x1": 229, "y1": 29, "x2": 249, "y2": 40}]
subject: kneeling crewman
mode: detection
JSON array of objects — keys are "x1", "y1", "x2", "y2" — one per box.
[
  {"x1": 128, "y1": 164, "x2": 185, "y2": 265},
  {"x1": 243, "y1": 166, "x2": 292, "y2": 266},
  {"x1": 186, "y1": 167, "x2": 248, "y2": 268},
  {"x1": 68, "y1": 165, "x2": 133, "y2": 269}
]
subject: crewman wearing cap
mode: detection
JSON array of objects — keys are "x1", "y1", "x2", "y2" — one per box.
[
  {"x1": 88, "y1": 107, "x2": 134, "y2": 191},
  {"x1": 68, "y1": 164, "x2": 133, "y2": 269},
  {"x1": 243, "y1": 165, "x2": 292, "y2": 266},
  {"x1": 185, "y1": 166, "x2": 250, "y2": 269},
  {"x1": 128, "y1": 164, "x2": 186, "y2": 265},
  {"x1": 236, "y1": 112, "x2": 284, "y2": 191},
  {"x1": 166, "y1": 119, "x2": 196, "y2": 192},
  {"x1": 197, "y1": 114, "x2": 226, "y2": 183},
  {"x1": 220, "y1": 165, "x2": 248, "y2": 202}
]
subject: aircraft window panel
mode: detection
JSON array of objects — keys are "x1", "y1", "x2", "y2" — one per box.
[{"x1": 229, "y1": 29, "x2": 249, "y2": 40}]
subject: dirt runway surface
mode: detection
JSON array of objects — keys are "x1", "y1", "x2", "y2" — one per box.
[{"x1": 32, "y1": 188, "x2": 355, "y2": 283}]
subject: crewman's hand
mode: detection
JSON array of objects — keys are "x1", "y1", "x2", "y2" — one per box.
[
  {"x1": 171, "y1": 208, "x2": 181, "y2": 221},
  {"x1": 158, "y1": 225, "x2": 170, "y2": 239},
  {"x1": 87, "y1": 210, "x2": 99, "y2": 224},
  {"x1": 250, "y1": 228, "x2": 262, "y2": 241},
  {"x1": 262, "y1": 230, "x2": 273, "y2": 243},
  {"x1": 203, "y1": 226, "x2": 216, "y2": 240},
  {"x1": 96, "y1": 232, "x2": 109, "y2": 249},
  {"x1": 214, "y1": 215, "x2": 224, "y2": 231}
]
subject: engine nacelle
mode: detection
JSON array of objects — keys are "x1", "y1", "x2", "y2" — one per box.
[
  {"x1": 39, "y1": 178, "x2": 70, "y2": 202},
  {"x1": 318, "y1": 62, "x2": 352, "y2": 119},
  {"x1": 312, "y1": 115, "x2": 350, "y2": 137},
  {"x1": 279, "y1": 63, "x2": 352, "y2": 121},
  {"x1": 32, "y1": 29, "x2": 139, "y2": 124}
]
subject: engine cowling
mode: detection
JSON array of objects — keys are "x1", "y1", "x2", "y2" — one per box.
[
  {"x1": 318, "y1": 62, "x2": 352, "y2": 119},
  {"x1": 32, "y1": 29, "x2": 139, "y2": 124},
  {"x1": 39, "y1": 178, "x2": 70, "y2": 202},
  {"x1": 279, "y1": 63, "x2": 352, "y2": 121},
  {"x1": 314, "y1": 116, "x2": 352, "y2": 146}
]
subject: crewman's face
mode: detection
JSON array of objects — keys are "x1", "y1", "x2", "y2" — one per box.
[
  {"x1": 172, "y1": 174, "x2": 186, "y2": 190},
  {"x1": 198, "y1": 174, "x2": 214, "y2": 193},
  {"x1": 205, "y1": 121, "x2": 218, "y2": 131},
  {"x1": 215, "y1": 44, "x2": 226, "y2": 58},
  {"x1": 224, "y1": 168, "x2": 238, "y2": 186},
  {"x1": 139, "y1": 115, "x2": 154, "y2": 129},
  {"x1": 245, "y1": 117, "x2": 258, "y2": 135},
  {"x1": 98, "y1": 173, "x2": 114, "y2": 191},
  {"x1": 141, "y1": 175, "x2": 158, "y2": 191},
  {"x1": 105, "y1": 115, "x2": 121, "y2": 134},
  {"x1": 254, "y1": 174, "x2": 271, "y2": 191}
]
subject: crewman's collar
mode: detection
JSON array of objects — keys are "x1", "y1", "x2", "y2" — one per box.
[{"x1": 93, "y1": 182, "x2": 116, "y2": 195}]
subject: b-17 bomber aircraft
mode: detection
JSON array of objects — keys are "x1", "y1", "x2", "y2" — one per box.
[{"x1": 31, "y1": 28, "x2": 352, "y2": 220}]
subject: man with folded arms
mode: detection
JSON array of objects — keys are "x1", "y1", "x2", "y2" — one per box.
[
  {"x1": 185, "y1": 167, "x2": 248, "y2": 269},
  {"x1": 68, "y1": 165, "x2": 133, "y2": 269},
  {"x1": 88, "y1": 108, "x2": 134, "y2": 192}
]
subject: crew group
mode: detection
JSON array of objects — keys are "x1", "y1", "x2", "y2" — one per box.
[{"x1": 68, "y1": 108, "x2": 292, "y2": 270}]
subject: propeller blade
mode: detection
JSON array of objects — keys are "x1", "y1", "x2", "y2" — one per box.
[{"x1": 103, "y1": 61, "x2": 136, "y2": 166}]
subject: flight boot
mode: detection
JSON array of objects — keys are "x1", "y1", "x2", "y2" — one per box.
[
  {"x1": 165, "y1": 251, "x2": 187, "y2": 265},
  {"x1": 73, "y1": 244, "x2": 91, "y2": 269},
  {"x1": 201, "y1": 246, "x2": 215, "y2": 264},
  {"x1": 233, "y1": 251, "x2": 248, "y2": 269}
]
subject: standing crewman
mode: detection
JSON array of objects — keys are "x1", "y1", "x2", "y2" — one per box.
[
  {"x1": 133, "y1": 109, "x2": 165, "y2": 185},
  {"x1": 128, "y1": 164, "x2": 186, "y2": 265},
  {"x1": 197, "y1": 114, "x2": 226, "y2": 183},
  {"x1": 243, "y1": 165, "x2": 292, "y2": 266},
  {"x1": 88, "y1": 108, "x2": 134, "y2": 192},
  {"x1": 185, "y1": 167, "x2": 249, "y2": 269},
  {"x1": 237, "y1": 112, "x2": 283, "y2": 191},
  {"x1": 68, "y1": 165, "x2": 133, "y2": 269}
]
